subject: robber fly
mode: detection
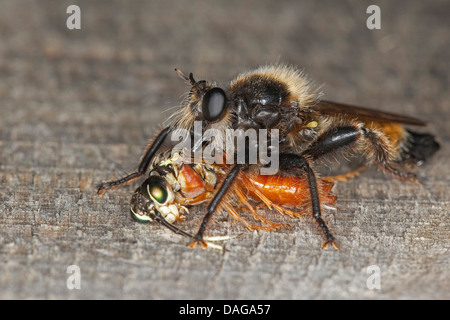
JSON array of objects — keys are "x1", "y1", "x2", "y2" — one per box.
[
  {"x1": 129, "y1": 151, "x2": 337, "y2": 249},
  {"x1": 98, "y1": 64, "x2": 439, "y2": 249}
]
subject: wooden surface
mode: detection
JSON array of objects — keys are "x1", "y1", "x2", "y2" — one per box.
[{"x1": 0, "y1": 0, "x2": 448, "y2": 299}]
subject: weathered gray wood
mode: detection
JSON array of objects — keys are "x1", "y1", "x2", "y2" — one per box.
[{"x1": 0, "y1": 0, "x2": 448, "y2": 299}]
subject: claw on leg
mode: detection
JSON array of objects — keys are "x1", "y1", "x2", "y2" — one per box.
[
  {"x1": 188, "y1": 235, "x2": 236, "y2": 251},
  {"x1": 321, "y1": 239, "x2": 339, "y2": 250},
  {"x1": 188, "y1": 239, "x2": 208, "y2": 249}
]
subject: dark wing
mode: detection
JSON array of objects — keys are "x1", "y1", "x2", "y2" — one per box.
[{"x1": 311, "y1": 100, "x2": 426, "y2": 126}]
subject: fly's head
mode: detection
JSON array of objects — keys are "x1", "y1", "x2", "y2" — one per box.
[{"x1": 170, "y1": 69, "x2": 233, "y2": 134}]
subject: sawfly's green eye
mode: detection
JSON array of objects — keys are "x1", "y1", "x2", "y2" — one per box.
[
  {"x1": 142, "y1": 176, "x2": 170, "y2": 205},
  {"x1": 148, "y1": 183, "x2": 167, "y2": 204}
]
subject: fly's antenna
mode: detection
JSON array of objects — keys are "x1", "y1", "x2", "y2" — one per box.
[
  {"x1": 175, "y1": 68, "x2": 204, "y2": 93},
  {"x1": 174, "y1": 68, "x2": 189, "y2": 82}
]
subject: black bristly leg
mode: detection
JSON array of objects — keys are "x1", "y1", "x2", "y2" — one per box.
[
  {"x1": 279, "y1": 153, "x2": 338, "y2": 249},
  {"x1": 303, "y1": 124, "x2": 416, "y2": 180},
  {"x1": 189, "y1": 163, "x2": 243, "y2": 248},
  {"x1": 283, "y1": 123, "x2": 416, "y2": 248},
  {"x1": 279, "y1": 126, "x2": 364, "y2": 249},
  {"x1": 97, "y1": 126, "x2": 172, "y2": 195},
  {"x1": 302, "y1": 125, "x2": 361, "y2": 160}
]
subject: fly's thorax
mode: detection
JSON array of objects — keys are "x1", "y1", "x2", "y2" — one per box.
[{"x1": 228, "y1": 65, "x2": 321, "y2": 130}]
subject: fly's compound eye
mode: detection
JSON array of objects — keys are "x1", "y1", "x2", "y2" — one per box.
[{"x1": 202, "y1": 87, "x2": 227, "y2": 122}]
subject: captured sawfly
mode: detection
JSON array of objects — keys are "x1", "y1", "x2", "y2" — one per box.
[
  {"x1": 98, "y1": 64, "x2": 439, "y2": 249},
  {"x1": 129, "y1": 150, "x2": 337, "y2": 249}
]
